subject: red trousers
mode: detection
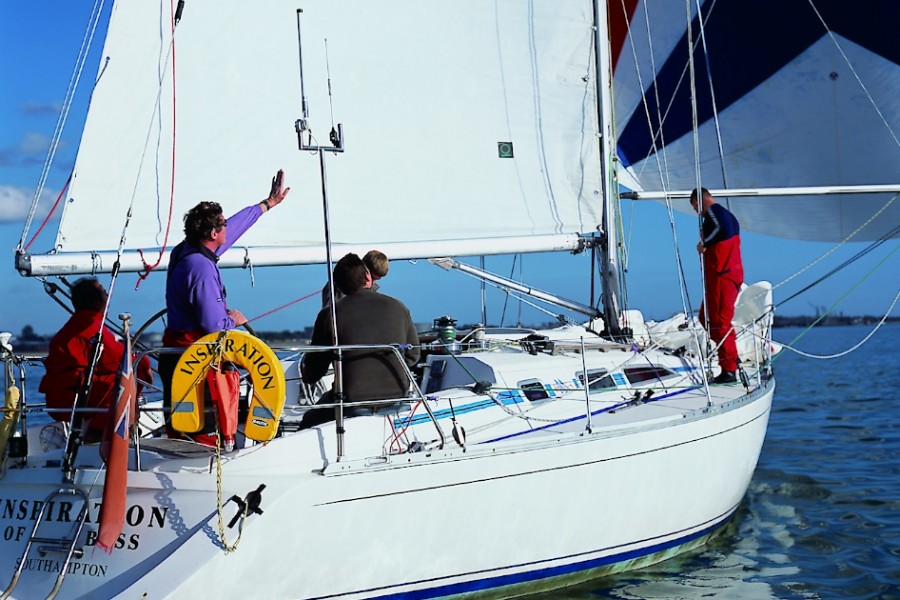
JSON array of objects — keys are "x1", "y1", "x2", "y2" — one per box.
[{"x1": 699, "y1": 275, "x2": 741, "y2": 373}]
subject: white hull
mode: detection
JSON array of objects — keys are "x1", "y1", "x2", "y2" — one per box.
[{"x1": 1, "y1": 338, "x2": 773, "y2": 599}]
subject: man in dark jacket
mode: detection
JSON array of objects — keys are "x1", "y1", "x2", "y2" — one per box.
[
  {"x1": 691, "y1": 187, "x2": 744, "y2": 384},
  {"x1": 301, "y1": 253, "x2": 420, "y2": 428}
]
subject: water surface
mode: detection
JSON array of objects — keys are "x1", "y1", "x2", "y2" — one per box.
[{"x1": 531, "y1": 324, "x2": 900, "y2": 599}]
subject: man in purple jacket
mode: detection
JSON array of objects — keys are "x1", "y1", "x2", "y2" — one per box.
[{"x1": 160, "y1": 170, "x2": 290, "y2": 442}]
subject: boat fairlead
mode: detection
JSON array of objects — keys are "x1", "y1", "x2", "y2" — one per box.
[{"x1": 171, "y1": 330, "x2": 286, "y2": 442}]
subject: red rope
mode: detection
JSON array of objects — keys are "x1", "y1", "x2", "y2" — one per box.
[
  {"x1": 23, "y1": 172, "x2": 72, "y2": 252},
  {"x1": 388, "y1": 401, "x2": 423, "y2": 454},
  {"x1": 135, "y1": 0, "x2": 178, "y2": 289},
  {"x1": 248, "y1": 289, "x2": 320, "y2": 323}
]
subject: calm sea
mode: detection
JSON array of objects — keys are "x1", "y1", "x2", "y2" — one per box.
[
  {"x1": 11, "y1": 324, "x2": 900, "y2": 598},
  {"x1": 530, "y1": 323, "x2": 900, "y2": 599}
]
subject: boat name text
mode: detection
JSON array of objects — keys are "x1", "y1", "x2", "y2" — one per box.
[
  {"x1": 2, "y1": 497, "x2": 167, "y2": 552},
  {"x1": 15, "y1": 556, "x2": 109, "y2": 578},
  {"x1": 179, "y1": 338, "x2": 276, "y2": 389}
]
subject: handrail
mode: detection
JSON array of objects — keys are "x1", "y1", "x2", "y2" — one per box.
[
  {"x1": 298, "y1": 343, "x2": 446, "y2": 450},
  {"x1": 4, "y1": 341, "x2": 446, "y2": 461}
]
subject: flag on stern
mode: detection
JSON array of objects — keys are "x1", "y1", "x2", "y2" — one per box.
[{"x1": 97, "y1": 330, "x2": 137, "y2": 553}]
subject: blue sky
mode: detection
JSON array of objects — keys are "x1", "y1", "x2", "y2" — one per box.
[{"x1": 1, "y1": 2, "x2": 897, "y2": 340}]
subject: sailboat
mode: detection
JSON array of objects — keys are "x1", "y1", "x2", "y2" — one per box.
[{"x1": 2, "y1": 1, "x2": 897, "y2": 599}]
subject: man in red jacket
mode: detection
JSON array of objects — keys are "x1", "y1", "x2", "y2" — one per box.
[
  {"x1": 691, "y1": 188, "x2": 744, "y2": 384},
  {"x1": 40, "y1": 278, "x2": 152, "y2": 442}
]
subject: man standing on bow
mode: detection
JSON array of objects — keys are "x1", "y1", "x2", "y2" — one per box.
[
  {"x1": 159, "y1": 170, "x2": 291, "y2": 441},
  {"x1": 690, "y1": 187, "x2": 744, "y2": 384}
]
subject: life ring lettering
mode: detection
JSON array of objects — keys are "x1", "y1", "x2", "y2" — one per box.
[{"x1": 171, "y1": 330, "x2": 286, "y2": 442}]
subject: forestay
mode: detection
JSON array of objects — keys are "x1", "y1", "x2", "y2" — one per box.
[
  {"x1": 610, "y1": 0, "x2": 900, "y2": 242},
  {"x1": 31, "y1": 0, "x2": 603, "y2": 276}
]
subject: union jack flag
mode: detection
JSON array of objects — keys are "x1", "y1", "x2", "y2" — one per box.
[{"x1": 97, "y1": 328, "x2": 137, "y2": 553}]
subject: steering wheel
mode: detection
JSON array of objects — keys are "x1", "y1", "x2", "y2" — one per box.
[{"x1": 133, "y1": 308, "x2": 257, "y2": 347}]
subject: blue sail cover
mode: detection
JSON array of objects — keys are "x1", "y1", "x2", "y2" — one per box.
[{"x1": 611, "y1": 0, "x2": 900, "y2": 242}]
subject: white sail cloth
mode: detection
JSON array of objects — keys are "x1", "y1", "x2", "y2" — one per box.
[{"x1": 42, "y1": 0, "x2": 603, "y2": 274}]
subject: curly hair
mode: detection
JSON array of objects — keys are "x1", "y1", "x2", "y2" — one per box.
[{"x1": 183, "y1": 201, "x2": 224, "y2": 244}]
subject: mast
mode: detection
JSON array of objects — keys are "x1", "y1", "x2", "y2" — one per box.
[{"x1": 592, "y1": 0, "x2": 624, "y2": 339}]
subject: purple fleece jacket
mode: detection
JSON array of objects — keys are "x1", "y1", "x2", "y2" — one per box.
[{"x1": 165, "y1": 204, "x2": 262, "y2": 334}]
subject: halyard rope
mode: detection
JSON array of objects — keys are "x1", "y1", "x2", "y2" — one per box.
[{"x1": 18, "y1": 0, "x2": 106, "y2": 250}]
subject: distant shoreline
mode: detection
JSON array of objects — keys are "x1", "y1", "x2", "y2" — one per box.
[
  {"x1": 772, "y1": 315, "x2": 898, "y2": 328},
  {"x1": 8, "y1": 315, "x2": 896, "y2": 354}
]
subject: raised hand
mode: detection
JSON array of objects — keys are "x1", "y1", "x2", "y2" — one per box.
[{"x1": 266, "y1": 169, "x2": 291, "y2": 209}]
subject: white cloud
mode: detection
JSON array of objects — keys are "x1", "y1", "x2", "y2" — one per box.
[
  {"x1": 19, "y1": 132, "x2": 52, "y2": 155},
  {"x1": 0, "y1": 184, "x2": 59, "y2": 223}
]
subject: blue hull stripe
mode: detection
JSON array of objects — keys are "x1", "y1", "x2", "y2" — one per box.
[
  {"x1": 400, "y1": 368, "x2": 698, "y2": 430},
  {"x1": 482, "y1": 385, "x2": 700, "y2": 444},
  {"x1": 395, "y1": 394, "x2": 523, "y2": 428},
  {"x1": 309, "y1": 507, "x2": 737, "y2": 600}
]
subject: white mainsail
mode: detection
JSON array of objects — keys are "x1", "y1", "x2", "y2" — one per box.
[
  {"x1": 28, "y1": 0, "x2": 603, "y2": 275},
  {"x1": 611, "y1": 0, "x2": 900, "y2": 242}
]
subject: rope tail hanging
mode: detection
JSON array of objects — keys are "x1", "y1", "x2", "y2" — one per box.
[{"x1": 136, "y1": 0, "x2": 185, "y2": 288}]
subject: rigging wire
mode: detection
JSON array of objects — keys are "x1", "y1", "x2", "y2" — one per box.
[
  {"x1": 712, "y1": 193, "x2": 900, "y2": 317},
  {"x1": 18, "y1": 0, "x2": 106, "y2": 251},
  {"x1": 776, "y1": 224, "x2": 900, "y2": 308},
  {"x1": 517, "y1": 255, "x2": 524, "y2": 326},
  {"x1": 619, "y1": 0, "x2": 694, "y2": 320},
  {"x1": 772, "y1": 195, "x2": 898, "y2": 292},
  {"x1": 57, "y1": 1, "x2": 183, "y2": 469},
  {"x1": 22, "y1": 173, "x2": 72, "y2": 252},
  {"x1": 498, "y1": 255, "x2": 519, "y2": 327},
  {"x1": 774, "y1": 250, "x2": 900, "y2": 360},
  {"x1": 780, "y1": 291, "x2": 899, "y2": 360},
  {"x1": 448, "y1": 265, "x2": 594, "y2": 331},
  {"x1": 247, "y1": 288, "x2": 321, "y2": 324},
  {"x1": 627, "y1": 0, "x2": 721, "y2": 186},
  {"x1": 682, "y1": 0, "x2": 714, "y2": 387},
  {"x1": 693, "y1": 0, "x2": 730, "y2": 202},
  {"x1": 684, "y1": 0, "x2": 703, "y2": 225}
]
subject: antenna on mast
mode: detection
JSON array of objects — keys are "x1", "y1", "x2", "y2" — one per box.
[
  {"x1": 293, "y1": 9, "x2": 347, "y2": 460},
  {"x1": 325, "y1": 39, "x2": 340, "y2": 147},
  {"x1": 294, "y1": 10, "x2": 343, "y2": 153}
]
